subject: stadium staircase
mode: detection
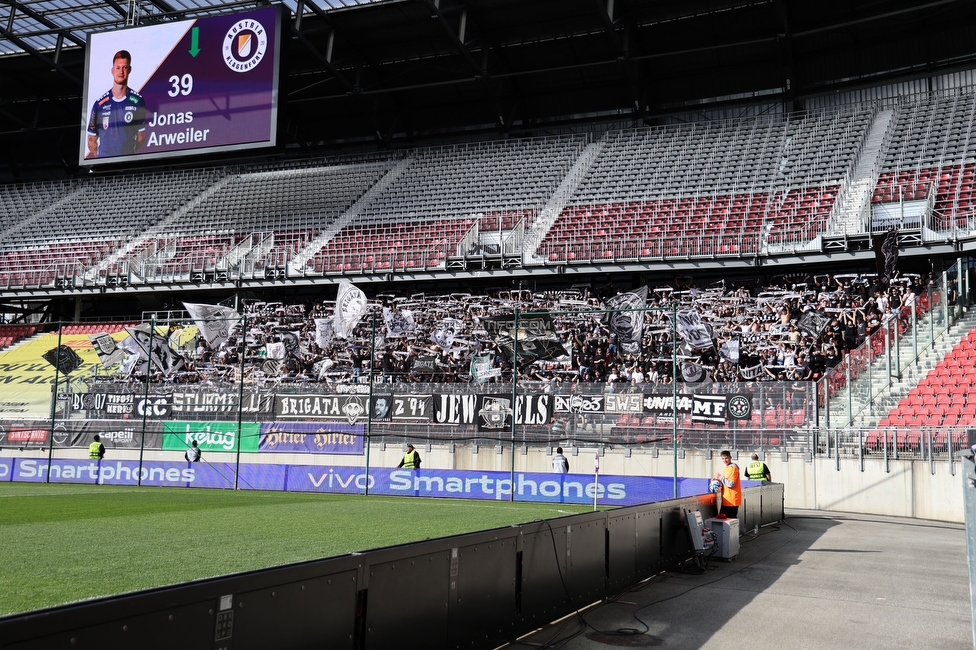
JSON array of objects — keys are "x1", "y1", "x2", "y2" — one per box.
[
  {"x1": 94, "y1": 170, "x2": 235, "y2": 282},
  {"x1": 823, "y1": 302, "x2": 976, "y2": 429},
  {"x1": 826, "y1": 106, "x2": 896, "y2": 237},
  {"x1": 0, "y1": 324, "x2": 42, "y2": 350},
  {"x1": 522, "y1": 139, "x2": 605, "y2": 263},
  {"x1": 289, "y1": 158, "x2": 412, "y2": 274}
]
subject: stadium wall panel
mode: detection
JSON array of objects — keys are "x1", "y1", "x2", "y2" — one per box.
[{"x1": 0, "y1": 485, "x2": 784, "y2": 650}]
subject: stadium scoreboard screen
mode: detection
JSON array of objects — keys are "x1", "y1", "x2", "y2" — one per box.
[{"x1": 79, "y1": 7, "x2": 280, "y2": 166}]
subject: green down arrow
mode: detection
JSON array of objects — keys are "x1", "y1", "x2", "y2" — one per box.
[{"x1": 189, "y1": 26, "x2": 200, "y2": 57}]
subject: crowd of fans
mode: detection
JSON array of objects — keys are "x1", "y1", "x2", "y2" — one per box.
[{"x1": 115, "y1": 270, "x2": 949, "y2": 389}]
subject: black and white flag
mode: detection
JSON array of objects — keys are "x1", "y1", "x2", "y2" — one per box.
[
  {"x1": 675, "y1": 309, "x2": 713, "y2": 350},
  {"x1": 89, "y1": 333, "x2": 125, "y2": 368},
  {"x1": 334, "y1": 280, "x2": 368, "y2": 339},
  {"x1": 313, "y1": 318, "x2": 334, "y2": 349},
  {"x1": 470, "y1": 351, "x2": 499, "y2": 384},
  {"x1": 719, "y1": 339, "x2": 740, "y2": 364},
  {"x1": 431, "y1": 318, "x2": 462, "y2": 351},
  {"x1": 42, "y1": 345, "x2": 84, "y2": 375},
  {"x1": 383, "y1": 308, "x2": 416, "y2": 337},
  {"x1": 122, "y1": 325, "x2": 185, "y2": 376},
  {"x1": 182, "y1": 303, "x2": 241, "y2": 347},
  {"x1": 483, "y1": 313, "x2": 567, "y2": 363},
  {"x1": 281, "y1": 331, "x2": 303, "y2": 358},
  {"x1": 603, "y1": 286, "x2": 647, "y2": 355},
  {"x1": 797, "y1": 309, "x2": 830, "y2": 338},
  {"x1": 680, "y1": 360, "x2": 709, "y2": 383},
  {"x1": 266, "y1": 342, "x2": 286, "y2": 360}
]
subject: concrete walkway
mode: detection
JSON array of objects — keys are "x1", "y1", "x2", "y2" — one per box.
[{"x1": 510, "y1": 509, "x2": 971, "y2": 650}]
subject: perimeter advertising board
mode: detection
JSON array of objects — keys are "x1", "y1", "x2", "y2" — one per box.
[
  {"x1": 2, "y1": 458, "x2": 740, "y2": 507},
  {"x1": 80, "y1": 7, "x2": 279, "y2": 166}
]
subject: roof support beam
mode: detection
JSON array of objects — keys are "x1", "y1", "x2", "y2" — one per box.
[
  {"x1": 103, "y1": 0, "x2": 130, "y2": 20},
  {"x1": 287, "y1": 23, "x2": 354, "y2": 92},
  {"x1": 591, "y1": 0, "x2": 642, "y2": 120},
  {"x1": 6, "y1": 0, "x2": 86, "y2": 48},
  {"x1": 144, "y1": 0, "x2": 178, "y2": 16},
  {"x1": 419, "y1": 0, "x2": 480, "y2": 75},
  {"x1": 0, "y1": 25, "x2": 80, "y2": 86},
  {"x1": 288, "y1": 1, "x2": 354, "y2": 92},
  {"x1": 419, "y1": 0, "x2": 507, "y2": 128}
]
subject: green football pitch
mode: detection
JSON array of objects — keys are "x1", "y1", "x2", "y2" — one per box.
[{"x1": 0, "y1": 483, "x2": 593, "y2": 617}]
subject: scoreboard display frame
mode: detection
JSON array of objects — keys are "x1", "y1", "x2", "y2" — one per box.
[{"x1": 79, "y1": 6, "x2": 280, "y2": 167}]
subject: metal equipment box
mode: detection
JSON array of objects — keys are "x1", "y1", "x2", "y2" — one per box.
[{"x1": 705, "y1": 517, "x2": 739, "y2": 560}]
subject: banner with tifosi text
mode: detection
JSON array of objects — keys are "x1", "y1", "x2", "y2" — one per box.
[
  {"x1": 162, "y1": 421, "x2": 260, "y2": 453},
  {"x1": 259, "y1": 422, "x2": 364, "y2": 454},
  {"x1": 71, "y1": 392, "x2": 172, "y2": 419}
]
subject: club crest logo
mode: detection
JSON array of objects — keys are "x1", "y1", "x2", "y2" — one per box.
[
  {"x1": 223, "y1": 19, "x2": 267, "y2": 73},
  {"x1": 53, "y1": 423, "x2": 69, "y2": 445},
  {"x1": 727, "y1": 394, "x2": 752, "y2": 420}
]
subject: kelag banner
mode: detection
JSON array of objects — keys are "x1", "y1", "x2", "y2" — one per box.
[
  {"x1": 162, "y1": 421, "x2": 261, "y2": 452},
  {"x1": 0, "y1": 458, "x2": 751, "y2": 507},
  {"x1": 259, "y1": 422, "x2": 364, "y2": 454}
]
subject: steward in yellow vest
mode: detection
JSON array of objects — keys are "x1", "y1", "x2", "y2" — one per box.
[
  {"x1": 745, "y1": 454, "x2": 770, "y2": 482},
  {"x1": 89, "y1": 435, "x2": 105, "y2": 460},
  {"x1": 397, "y1": 444, "x2": 421, "y2": 469}
]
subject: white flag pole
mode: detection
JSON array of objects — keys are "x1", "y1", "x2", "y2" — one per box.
[{"x1": 593, "y1": 452, "x2": 600, "y2": 511}]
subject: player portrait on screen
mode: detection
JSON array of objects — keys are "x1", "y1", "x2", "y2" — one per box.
[{"x1": 86, "y1": 50, "x2": 147, "y2": 158}]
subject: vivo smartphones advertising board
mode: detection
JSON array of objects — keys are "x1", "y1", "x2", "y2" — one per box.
[
  {"x1": 80, "y1": 7, "x2": 279, "y2": 166},
  {"x1": 0, "y1": 458, "x2": 747, "y2": 507}
]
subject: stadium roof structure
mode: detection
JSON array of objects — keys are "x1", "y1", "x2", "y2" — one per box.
[{"x1": 2, "y1": 0, "x2": 976, "y2": 179}]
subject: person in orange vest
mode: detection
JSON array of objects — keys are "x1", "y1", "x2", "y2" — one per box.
[{"x1": 713, "y1": 450, "x2": 742, "y2": 518}]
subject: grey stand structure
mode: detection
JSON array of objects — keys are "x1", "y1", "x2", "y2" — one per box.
[{"x1": 960, "y1": 448, "x2": 976, "y2": 649}]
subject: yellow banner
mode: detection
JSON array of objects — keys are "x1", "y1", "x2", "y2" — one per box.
[{"x1": 0, "y1": 327, "x2": 197, "y2": 419}]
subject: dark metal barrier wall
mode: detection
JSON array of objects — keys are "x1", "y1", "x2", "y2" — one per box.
[{"x1": 0, "y1": 485, "x2": 783, "y2": 650}]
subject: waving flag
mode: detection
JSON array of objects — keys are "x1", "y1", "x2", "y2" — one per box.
[{"x1": 334, "y1": 281, "x2": 368, "y2": 339}]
